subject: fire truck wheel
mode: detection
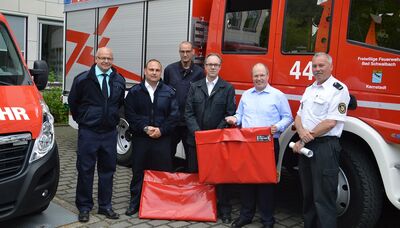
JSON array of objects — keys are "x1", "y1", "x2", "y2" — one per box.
[
  {"x1": 337, "y1": 141, "x2": 383, "y2": 228},
  {"x1": 116, "y1": 118, "x2": 133, "y2": 167}
]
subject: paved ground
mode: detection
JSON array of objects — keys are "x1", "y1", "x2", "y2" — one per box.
[
  {"x1": 53, "y1": 126, "x2": 399, "y2": 228},
  {"x1": 54, "y1": 126, "x2": 304, "y2": 228}
]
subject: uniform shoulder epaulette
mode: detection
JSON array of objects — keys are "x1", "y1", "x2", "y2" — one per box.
[{"x1": 333, "y1": 82, "x2": 343, "y2": 90}]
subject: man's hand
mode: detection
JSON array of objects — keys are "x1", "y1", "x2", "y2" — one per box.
[
  {"x1": 225, "y1": 116, "x2": 237, "y2": 125},
  {"x1": 298, "y1": 128, "x2": 314, "y2": 143},
  {"x1": 271, "y1": 125, "x2": 278, "y2": 134},
  {"x1": 148, "y1": 126, "x2": 161, "y2": 139},
  {"x1": 292, "y1": 140, "x2": 305, "y2": 154}
]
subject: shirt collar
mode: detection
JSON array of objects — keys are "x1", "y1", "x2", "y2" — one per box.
[
  {"x1": 145, "y1": 80, "x2": 159, "y2": 90},
  {"x1": 95, "y1": 65, "x2": 113, "y2": 77},
  {"x1": 206, "y1": 76, "x2": 218, "y2": 85},
  {"x1": 250, "y1": 84, "x2": 271, "y2": 94},
  {"x1": 312, "y1": 75, "x2": 334, "y2": 89}
]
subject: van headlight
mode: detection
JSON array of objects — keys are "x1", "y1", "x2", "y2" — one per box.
[{"x1": 29, "y1": 99, "x2": 55, "y2": 163}]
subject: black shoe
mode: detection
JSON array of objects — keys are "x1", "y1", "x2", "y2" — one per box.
[
  {"x1": 231, "y1": 218, "x2": 252, "y2": 227},
  {"x1": 98, "y1": 208, "x2": 119, "y2": 219},
  {"x1": 220, "y1": 214, "x2": 232, "y2": 224},
  {"x1": 261, "y1": 225, "x2": 274, "y2": 228},
  {"x1": 125, "y1": 205, "x2": 139, "y2": 216},
  {"x1": 78, "y1": 210, "x2": 90, "y2": 223}
]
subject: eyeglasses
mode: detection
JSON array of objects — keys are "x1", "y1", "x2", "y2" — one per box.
[
  {"x1": 97, "y1": 56, "x2": 113, "y2": 61},
  {"x1": 205, "y1": 63, "x2": 221, "y2": 68}
]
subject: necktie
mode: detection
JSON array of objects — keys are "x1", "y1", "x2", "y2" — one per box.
[{"x1": 101, "y1": 74, "x2": 108, "y2": 98}]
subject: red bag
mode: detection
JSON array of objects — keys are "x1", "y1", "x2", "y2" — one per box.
[
  {"x1": 139, "y1": 170, "x2": 217, "y2": 222},
  {"x1": 195, "y1": 127, "x2": 277, "y2": 184}
]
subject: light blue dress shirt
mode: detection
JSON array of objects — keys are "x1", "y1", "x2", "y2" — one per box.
[
  {"x1": 95, "y1": 65, "x2": 113, "y2": 97},
  {"x1": 234, "y1": 85, "x2": 293, "y2": 138}
]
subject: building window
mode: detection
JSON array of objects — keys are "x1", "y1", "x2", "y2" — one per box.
[
  {"x1": 39, "y1": 21, "x2": 63, "y2": 82},
  {"x1": 3, "y1": 14, "x2": 27, "y2": 59},
  {"x1": 348, "y1": 0, "x2": 400, "y2": 52},
  {"x1": 222, "y1": 0, "x2": 271, "y2": 54}
]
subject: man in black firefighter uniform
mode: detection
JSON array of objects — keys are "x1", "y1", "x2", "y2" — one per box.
[
  {"x1": 68, "y1": 47, "x2": 125, "y2": 222},
  {"x1": 124, "y1": 59, "x2": 179, "y2": 216}
]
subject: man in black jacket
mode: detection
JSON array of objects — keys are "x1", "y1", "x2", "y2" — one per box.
[
  {"x1": 164, "y1": 41, "x2": 204, "y2": 171},
  {"x1": 68, "y1": 47, "x2": 125, "y2": 222},
  {"x1": 124, "y1": 59, "x2": 179, "y2": 216},
  {"x1": 185, "y1": 53, "x2": 236, "y2": 223}
]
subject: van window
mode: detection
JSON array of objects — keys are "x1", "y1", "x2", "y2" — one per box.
[
  {"x1": 282, "y1": 0, "x2": 333, "y2": 54},
  {"x1": 0, "y1": 24, "x2": 29, "y2": 86},
  {"x1": 222, "y1": 0, "x2": 272, "y2": 54},
  {"x1": 348, "y1": 0, "x2": 400, "y2": 52}
]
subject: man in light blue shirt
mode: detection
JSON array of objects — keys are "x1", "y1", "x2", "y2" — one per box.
[{"x1": 226, "y1": 63, "x2": 292, "y2": 228}]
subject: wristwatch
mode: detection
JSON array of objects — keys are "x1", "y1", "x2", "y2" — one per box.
[{"x1": 144, "y1": 126, "x2": 149, "y2": 133}]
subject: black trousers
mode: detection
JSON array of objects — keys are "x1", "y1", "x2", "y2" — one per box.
[
  {"x1": 298, "y1": 136, "x2": 340, "y2": 228},
  {"x1": 75, "y1": 128, "x2": 117, "y2": 212},
  {"x1": 170, "y1": 125, "x2": 190, "y2": 170},
  {"x1": 129, "y1": 136, "x2": 173, "y2": 208},
  {"x1": 238, "y1": 138, "x2": 279, "y2": 225}
]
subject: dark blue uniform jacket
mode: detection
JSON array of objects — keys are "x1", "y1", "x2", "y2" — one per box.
[
  {"x1": 68, "y1": 64, "x2": 125, "y2": 132},
  {"x1": 163, "y1": 61, "x2": 204, "y2": 125},
  {"x1": 124, "y1": 81, "x2": 179, "y2": 138}
]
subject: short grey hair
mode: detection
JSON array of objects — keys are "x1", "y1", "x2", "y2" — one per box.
[{"x1": 313, "y1": 52, "x2": 332, "y2": 64}]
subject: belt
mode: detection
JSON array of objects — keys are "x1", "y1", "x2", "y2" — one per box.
[{"x1": 311, "y1": 136, "x2": 338, "y2": 143}]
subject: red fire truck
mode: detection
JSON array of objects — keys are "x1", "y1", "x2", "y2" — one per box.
[
  {"x1": 63, "y1": 0, "x2": 400, "y2": 227},
  {"x1": 0, "y1": 13, "x2": 59, "y2": 221}
]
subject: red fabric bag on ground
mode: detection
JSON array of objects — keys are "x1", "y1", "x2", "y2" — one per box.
[
  {"x1": 195, "y1": 127, "x2": 277, "y2": 184},
  {"x1": 138, "y1": 170, "x2": 217, "y2": 222}
]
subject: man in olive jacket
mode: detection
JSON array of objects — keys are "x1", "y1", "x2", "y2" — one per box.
[{"x1": 184, "y1": 53, "x2": 236, "y2": 223}]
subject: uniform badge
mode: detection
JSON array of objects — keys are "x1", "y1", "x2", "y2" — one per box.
[{"x1": 338, "y1": 102, "x2": 346, "y2": 114}]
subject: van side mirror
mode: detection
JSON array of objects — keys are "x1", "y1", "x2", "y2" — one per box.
[{"x1": 29, "y1": 60, "x2": 49, "y2": 91}]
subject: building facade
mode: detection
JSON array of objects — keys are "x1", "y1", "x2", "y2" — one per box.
[{"x1": 0, "y1": 0, "x2": 64, "y2": 81}]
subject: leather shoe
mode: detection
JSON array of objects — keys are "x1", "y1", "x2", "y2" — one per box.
[
  {"x1": 78, "y1": 210, "x2": 89, "y2": 223},
  {"x1": 220, "y1": 215, "x2": 232, "y2": 224},
  {"x1": 98, "y1": 208, "x2": 119, "y2": 219},
  {"x1": 261, "y1": 225, "x2": 274, "y2": 228},
  {"x1": 231, "y1": 218, "x2": 252, "y2": 227},
  {"x1": 125, "y1": 205, "x2": 139, "y2": 216}
]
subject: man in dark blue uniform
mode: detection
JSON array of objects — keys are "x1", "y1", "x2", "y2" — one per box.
[
  {"x1": 68, "y1": 47, "x2": 125, "y2": 222},
  {"x1": 164, "y1": 41, "x2": 204, "y2": 171},
  {"x1": 124, "y1": 59, "x2": 179, "y2": 216}
]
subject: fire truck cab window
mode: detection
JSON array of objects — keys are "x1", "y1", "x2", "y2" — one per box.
[
  {"x1": 348, "y1": 0, "x2": 400, "y2": 52},
  {"x1": 222, "y1": 0, "x2": 271, "y2": 54},
  {"x1": 282, "y1": 0, "x2": 332, "y2": 54}
]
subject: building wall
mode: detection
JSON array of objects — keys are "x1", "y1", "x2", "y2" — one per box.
[{"x1": 0, "y1": 0, "x2": 64, "y2": 68}]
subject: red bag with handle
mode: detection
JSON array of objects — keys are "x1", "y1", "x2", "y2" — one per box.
[
  {"x1": 139, "y1": 170, "x2": 217, "y2": 221},
  {"x1": 195, "y1": 127, "x2": 277, "y2": 184}
]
